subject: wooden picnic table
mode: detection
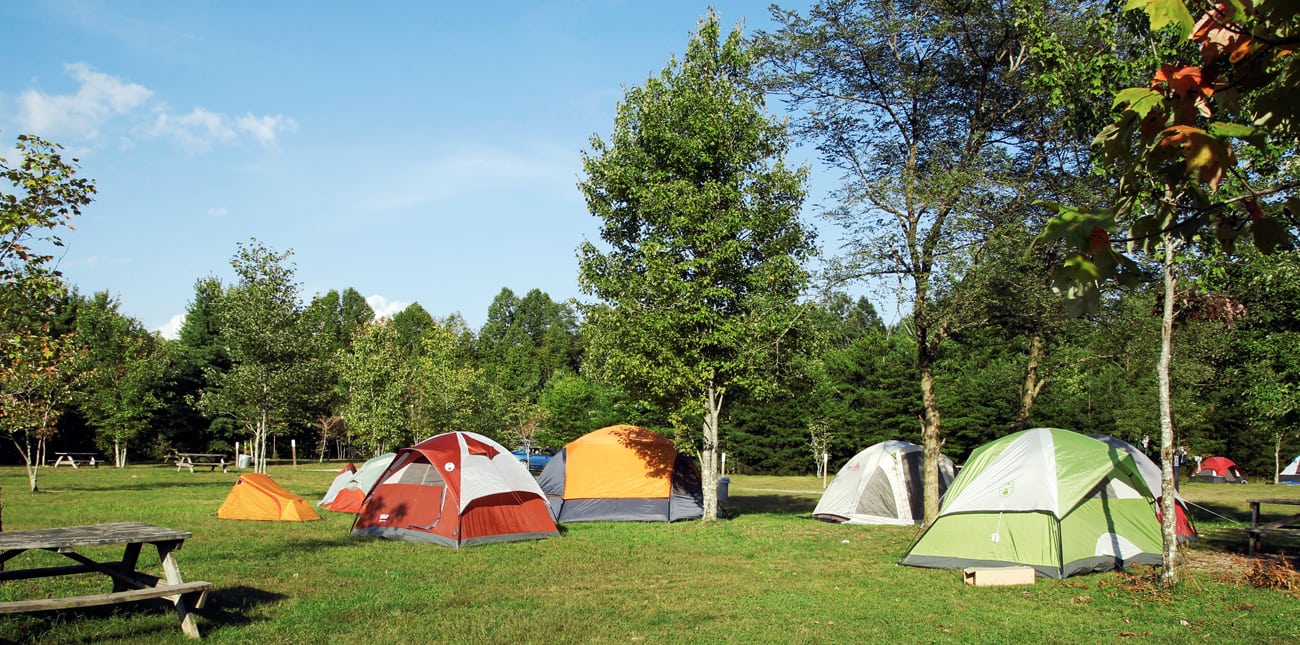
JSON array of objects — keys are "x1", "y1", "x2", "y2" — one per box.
[
  {"x1": 172, "y1": 453, "x2": 229, "y2": 473},
  {"x1": 51, "y1": 452, "x2": 102, "y2": 469},
  {"x1": 0, "y1": 521, "x2": 212, "y2": 638},
  {"x1": 1246, "y1": 498, "x2": 1300, "y2": 555}
]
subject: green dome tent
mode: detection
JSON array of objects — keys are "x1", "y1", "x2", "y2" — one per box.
[{"x1": 900, "y1": 428, "x2": 1162, "y2": 579}]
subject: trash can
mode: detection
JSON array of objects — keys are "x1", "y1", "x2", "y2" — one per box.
[
  {"x1": 717, "y1": 476, "x2": 730, "y2": 503},
  {"x1": 237, "y1": 454, "x2": 252, "y2": 469}
]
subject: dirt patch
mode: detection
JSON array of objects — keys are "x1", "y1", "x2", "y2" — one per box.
[{"x1": 1181, "y1": 546, "x2": 1253, "y2": 576}]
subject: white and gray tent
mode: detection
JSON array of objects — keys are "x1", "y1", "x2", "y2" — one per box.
[
  {"x1": 1282, "y1": 455, "x2": 1300, "y2": 484},
  {"x1": 813, "y1": 440, "x2": 956, "y2": 526}
]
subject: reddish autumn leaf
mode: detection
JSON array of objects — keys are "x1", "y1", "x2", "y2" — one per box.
[
  {"x1": 1245, "y1": 198, "x2": 1263, "y2": 222},
  {"x1": 1088, "y1": 226, "x2": 1111, "y2": 253},
  {"x1": 1152, "y1": 65, "x2": 1213, "y2": 99},
  {"x1": 1158, "y1": 125, "x2": 1234, "y2": 190}
]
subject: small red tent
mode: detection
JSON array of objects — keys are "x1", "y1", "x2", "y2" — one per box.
[
  {"x1": 352, "y1": 432, "x2": 557, "y2": 547},
  {"x1": 1195, "y1": 456, "x2": 1247, "y2": 483}
]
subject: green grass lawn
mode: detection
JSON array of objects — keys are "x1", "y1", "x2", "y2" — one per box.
[{"x1": 1, "y1": 465, "x2": 1297, "y2": 644}]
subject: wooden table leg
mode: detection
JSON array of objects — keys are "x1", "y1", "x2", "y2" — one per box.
[{"x1": 155, "y1": 540, "x2": 202, "y2": 639}]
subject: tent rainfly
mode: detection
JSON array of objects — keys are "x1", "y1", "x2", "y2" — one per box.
[
  {"x1": 320, "y1": 452, "x2": 396, "y2": 513},
  {"x1": 813, "y1": 440, "x2": 955, "y2": 526},
  {"x1": 901, "y1": 428, "x2": 1162, "y2": 579},
  {"x1": 1088, "y1": 434, "x2": 1197, "y2": 543},
  {"x1": 537, "y1": 425, "x2": 703, "y2": 522},
  {"x1": 352, "y1": 432, "x2": 557, "y2": 547},
  {"x1": 218, "y1": 473, "x2": 321, "y2": 521}
]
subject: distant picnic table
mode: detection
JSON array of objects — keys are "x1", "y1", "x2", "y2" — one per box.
[
  {"x1": 51, "y1": 452, "x2": 102, "y2": 469},
  {"x1": 1246, "y1": 498, "x2": 1300, "y2": 555},
  {"x1": 172, "y1": 453, "x2": 229, "y2": 473}
]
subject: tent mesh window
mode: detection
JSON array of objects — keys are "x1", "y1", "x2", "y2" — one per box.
[
  {"x1": 856, "y1": 468, "x2": 898, "y2": 518},
  {"x1": 389, "y1": 460, "x2": 446, "y2": 486}
]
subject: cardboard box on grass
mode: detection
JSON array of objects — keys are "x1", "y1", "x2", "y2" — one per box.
[{"x1": 963, "y1": 566, "x2": 1036, "y2": 587}]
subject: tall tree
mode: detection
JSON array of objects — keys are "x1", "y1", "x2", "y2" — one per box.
[
  {"x1": 478, "y1": 287, "x2": 580, "y2": 403},
  {"x1": 199, "y1": 241, "x2": 324, "y2": 473},
  {"x1": 578, "y1": 11, "x2": 815, "y2": 520},
  {"x1": 161, "y1": 276, "x2": 228, "y2": 453},
  {"x1": 391, "y1": 302, "x2": 435, "y2": 356},
  {"x1": 0, "y1": 135, "x2": 94, "y2": 492},
  {"x1": 409, "y1": 316, "x2": 481, "y2": 442},
  {"x1": 338, "y1": 319, "x2": 410, "y2": 455},
  {"x1": 759, "y1": 0, "x2": 1106, "y2": 521},
  {"x1": 71, "y1": 291, "x2": 168, "y2": 466},
  {"x1": 1036, "y1": 0, "x2": 1298, "y2": 584}
]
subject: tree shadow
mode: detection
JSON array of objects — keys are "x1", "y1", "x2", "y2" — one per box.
[{"x1": 723, "y1": 493, "x2": 817, "y2": 516}]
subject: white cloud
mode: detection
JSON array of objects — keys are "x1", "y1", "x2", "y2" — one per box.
[
  {"x1": 236, "y1": 113, "x2": 297, "y2": 146},
  {"x1": 12, "y1": 63, "x2": 295, "y2": 152},
  {"x1": 366, "y1": 294, "x2": 409, "y2": 320},
  {"x1": 208, "y1": 207, "x2": 229, "y2": 217},
  {"x1": 157, "y1": 313, "x2": 186, "y2": 340},
  {"x1": 147, "y1": 107, "x2": 235, "y2": 152},
  {"x1": 16, "y1": 63, "x2": 152, "y2": 140}
]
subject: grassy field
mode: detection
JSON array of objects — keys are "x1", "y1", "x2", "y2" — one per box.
[{"x1": 0, "y1": 465, "x2": 1297, "y2": 644}]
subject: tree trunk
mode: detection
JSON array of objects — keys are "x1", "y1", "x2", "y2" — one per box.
[
  {"x1": 918, "y1": 331, "x2": 943, "y2": 526},
  {"x1": 1011, "y1": 331, "x2": 1047, "y2": 431},
  {"x1": 1157, "y1": 235, "x2": 1180, "y2": 585},
  {"x1": 700, "y1": 382, "x2": 723, "y2": 522}
]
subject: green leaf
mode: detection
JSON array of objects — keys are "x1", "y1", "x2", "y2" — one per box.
[
  {"x1": 1113, "y1": 88, "x2": 1164, "y2": 118},
  {"x1": 1208, "y1": 122, "x2": 1258, "y2": 138},
  {"x1": 1124, "y1": 0, "x2": 1194, "y2": 39},
  {"x1": 1252, "y1": 217, "x2": 1291, "y2": 254}
]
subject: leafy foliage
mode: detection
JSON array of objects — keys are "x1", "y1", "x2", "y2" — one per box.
[{"x1": 579, "y1": 10, "x2": 815, "y2": 519}]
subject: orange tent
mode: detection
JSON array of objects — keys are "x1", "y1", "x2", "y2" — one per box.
[
  {"x1": 537, "y1": 425, "x2": 703, "y2": 522},
  {"x1": 218, "y1": 473, "x2": 321, "y2": 521}
]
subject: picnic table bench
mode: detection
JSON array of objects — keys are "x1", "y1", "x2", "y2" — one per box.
[
  {"x1": 172, "y1": 453, "x2": 229, "y2": 473},
  {"x1": 51, "y1": 452, "x2": 102, "y2": 469},
  {"x1": 1246, "y1": 498, "x2": 1300, "y2": 555},
  {"x1": 0, "y1": 521, "x2": 212, "y2": 639}
]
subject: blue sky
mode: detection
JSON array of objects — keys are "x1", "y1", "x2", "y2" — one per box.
[{"x1": 1, "y1": 1, "x2": 858, "y2": 338}]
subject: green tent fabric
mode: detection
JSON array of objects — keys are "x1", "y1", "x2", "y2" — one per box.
[{"x1": 900, "y1": 428, "x2": 1162, "y2": 579}]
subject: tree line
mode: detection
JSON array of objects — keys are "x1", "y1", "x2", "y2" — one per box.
[{"x1": 2, "y1": 0, "x2": 1296, "y2": 581}]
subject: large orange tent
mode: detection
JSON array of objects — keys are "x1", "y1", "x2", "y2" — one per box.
[
  {"x1": 537, "y1": 424, "x2": 703, "y2": 522},
  {"x1": 218, "y1": 473, "x2": 321, "y2": 521}
]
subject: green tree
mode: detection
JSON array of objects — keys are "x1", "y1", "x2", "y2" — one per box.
[
  {"x1": 390, "y1": 302, "x2": 435, "y2": 356},
  {"x1": 0, "y1": 135, "x2": 95, "y2": 492},
  {"x1": 338, "y1": 319, "x2": 410, "y2": 455},
  {"x1": 409, "y1": 316, "x2": 481, "y2": 442},
  {"x1": 1036, "y1": 0, "x2": 1299, "y2": 583},
  {"x1": 160, "y1": 276, "x2": 228, "y2": 453},
  {"x1": 71, "y1": 291, "x2": 168, "y2": 466},
  {"x1": 757, "y1": 0, "x2": 1114, "y2": 522},
  {"x1": 199, "y1": 241, "x2": 324, "y2": 473},
  {"x1": 578, "y1": 11, "x2": 815, "y2": 520},
  {"x1": 535, "y1": 372, "x2": 624, "y2": 447},
  {"x1": 478, "y1": 287, "x2": 581, "y2": 403}
]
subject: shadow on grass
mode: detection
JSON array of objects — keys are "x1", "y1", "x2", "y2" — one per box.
[
  {"x1": 199, "y1": 585, "x2": 289, "y2": 634},
  {"x1": 723, "y1": 493, "x2": 817, "y2": 517},
  {"x1": 0, "y1": 585, "x2": 286, "y2": 644}
]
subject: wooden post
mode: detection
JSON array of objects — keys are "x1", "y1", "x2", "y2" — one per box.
[{"x1": 291, "y1": 439, "x2": 297, "y2": 468}]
